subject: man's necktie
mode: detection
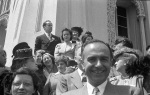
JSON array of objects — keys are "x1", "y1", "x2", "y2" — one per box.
[
  {"x1": 81, "y1": 76, "x2": 87, "y2": 82},
  {"x1": 48, "y1": 34, "x2": 52, "y2": 41},
  {"x1": 81, "y1": 73, "x2": 87, "y2": 86},
  {"x1": 92, "y1": 87, "x2": 100, "y2": 95}
]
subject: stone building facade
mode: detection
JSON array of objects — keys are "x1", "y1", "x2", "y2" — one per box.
[{"x1": 1, "y1": 0, "x2": 150, "y2": 66}]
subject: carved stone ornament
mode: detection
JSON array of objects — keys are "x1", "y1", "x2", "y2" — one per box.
[
  {"x1": 0, "y1": 14, "x2": 9, "y2": 27},
  {"x1": 107, "y1": 0, "x2": 117, "y2": 47},
  {"x1": 107, "y1": 0, "x2": 145, "y2": 47},
  {"x1": 132, "y1": 0, "x2": 145, "y2": 17}
]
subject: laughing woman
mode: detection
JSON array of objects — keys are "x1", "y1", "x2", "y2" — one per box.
[
  {"x1": 43, "y1": 55, "x2": 68, "y2": 95},
  {"x1": 42, "y1": 53, "x2": 58, "y2": 78},
  {"x1": 54, "y1": 28, "x2": 76, "y2": 60}
]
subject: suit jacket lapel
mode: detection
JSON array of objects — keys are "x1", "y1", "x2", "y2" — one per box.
[
  {"x1": 43, "y1": 34, "x2": 50, "y2": 43},
  {"x1": 103, "y1": 81, "x2": 119, "y2": 95},
  {"x1": 70, "y1": 70, "x2": 83, "y2": 89},
  {"x1": 103, "y1": 82, "x2": 112, "y2": 95}
]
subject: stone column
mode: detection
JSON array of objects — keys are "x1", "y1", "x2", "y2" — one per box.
[
  {"x1": 4, "y1": 0, "x2": 41, "y2": 67},
  {"x1": 4, "y1": 0, "x2": 29, "y2": 67},
  {"x1": 138, "y1": 15, "x2": 146, "y2": 55}
]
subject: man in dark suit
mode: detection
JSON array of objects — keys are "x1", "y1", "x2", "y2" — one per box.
[
  {"x1": 62, "y1": 39, "x2": 143, "y2": 95},
  {"x1": 34, "y1": 20, "x2": 61, "y2": 56}
]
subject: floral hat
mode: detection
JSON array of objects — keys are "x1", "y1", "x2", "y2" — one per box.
[{"x1": 113, "y1": 47, "x2": 142, "y2": 60}]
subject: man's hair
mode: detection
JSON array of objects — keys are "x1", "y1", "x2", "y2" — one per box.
[
  {"x1": 71, "y1": 27, "x2": 83, "y2": 37},
  {"x1": 115, "y1": 38, "x2": 133, "y2": 48},
  {"x1": 81, "y1": 39, "x2": 113, "y2": 59},
  {"x1": 42, "y1": 20, "x2": 52, "y2": 28},
  {"x1": 85, "y1": 31, "x2": 92, "y2": 36}
]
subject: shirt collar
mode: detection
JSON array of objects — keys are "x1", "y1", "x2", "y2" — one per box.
[
  {"x1": 44, "y1": 32, "x2": 55, "y2": 42},
  {"x1": 45, "y1": 32, "x2": 51, "y2": 36},
  {"x1": 55, "y1": 72, "x2": 60, "y2": 75},
  {"x1": 77, "y1": 68, "x2": 83, "y2": 80},
  {"x1": 87, "y1": 80, "x2": 108, "y2": 95}
]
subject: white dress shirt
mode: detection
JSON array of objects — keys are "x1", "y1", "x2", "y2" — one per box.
[
  {"x1": 45, "y1": 32, "x2": 51, "y2": 40},
  {"x1": 87, "y1": 80, "x2": 107, "y2": 95},
  {"x1": 77, "y1": 68, "x2": 84, "y2": 80}
]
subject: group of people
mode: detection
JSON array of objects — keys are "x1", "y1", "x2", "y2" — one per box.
[
  {"x1": 35, "y1": 20, "x2": 93, "y2": 61},
  {"x1": 0, "y1": 20, "x2": 150, "y2": 95}
]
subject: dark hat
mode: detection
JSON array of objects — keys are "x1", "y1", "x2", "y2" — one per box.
[
  {"x1": 67, "y1": 59, "x2": 78, "y2": 67},
  {"x1": 14, "y1": 48, "x2": 33, "y2": 60},
  {"x1": 12, "y1": 42, "x2": 30, "y2": 56},
  {"x1": 71, "y1": 27, "x2": 83, "y2": 37}
]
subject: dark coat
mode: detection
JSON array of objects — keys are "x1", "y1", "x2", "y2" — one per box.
[{"x1": 34, "y1": 34, "x2": 61, "y2": 56}]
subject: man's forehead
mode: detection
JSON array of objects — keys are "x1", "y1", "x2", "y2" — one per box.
[{"x1": 83, "y1": 42, "x2": 110, "y2": 54}]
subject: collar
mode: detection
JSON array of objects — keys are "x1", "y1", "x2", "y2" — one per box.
[
  {"x1": 55, "y1": 71, "x2": 65, "y2": 75},
  {"x1": 77, "y1": 68, "x2": 83, "y2": 80},
  {"x1": 44, "y1": 32, "x2": 51, "y2": 37},
  {"x1": 44, "y1": 33, "x2": 55, "y2": 42},
  {"x1": 87, "y1": 80, "x2": 108, "y2": 95},
  {"x1": 55, "y1": 72, "x2": 60, "y2": 75}
]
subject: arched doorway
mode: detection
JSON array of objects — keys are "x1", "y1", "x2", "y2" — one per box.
[{"x1": 107, "y1": 0, "x2": 146, "y2": 54}]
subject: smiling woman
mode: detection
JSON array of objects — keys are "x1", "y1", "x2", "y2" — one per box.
[{"x1": 54, "y1": 28, "x2": 76, "y2": 60}]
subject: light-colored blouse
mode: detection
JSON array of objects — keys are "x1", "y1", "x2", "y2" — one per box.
[
  {"x1": 110, "y1": 75, "x2": 141, "y2": 87},
  {"x1": 54, "y1": 42, "x2": 76, "y2": 59},
  {"x1": 110, "y1": 75, "x2": 148, "y2": 95}
]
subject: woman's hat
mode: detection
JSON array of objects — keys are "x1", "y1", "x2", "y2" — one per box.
[
  {"x1": 113, "y1": 47, "x2": 142, "y2": 60},
  {"x1": 67, "y1": 59, "x2": 78, "y2": 67},
  {"x1": 14, "y1": 48, "x2": 33, "y2": 60},
  {"x1": 12, "y1": 42, "x2": 30, "y2": 57}
]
